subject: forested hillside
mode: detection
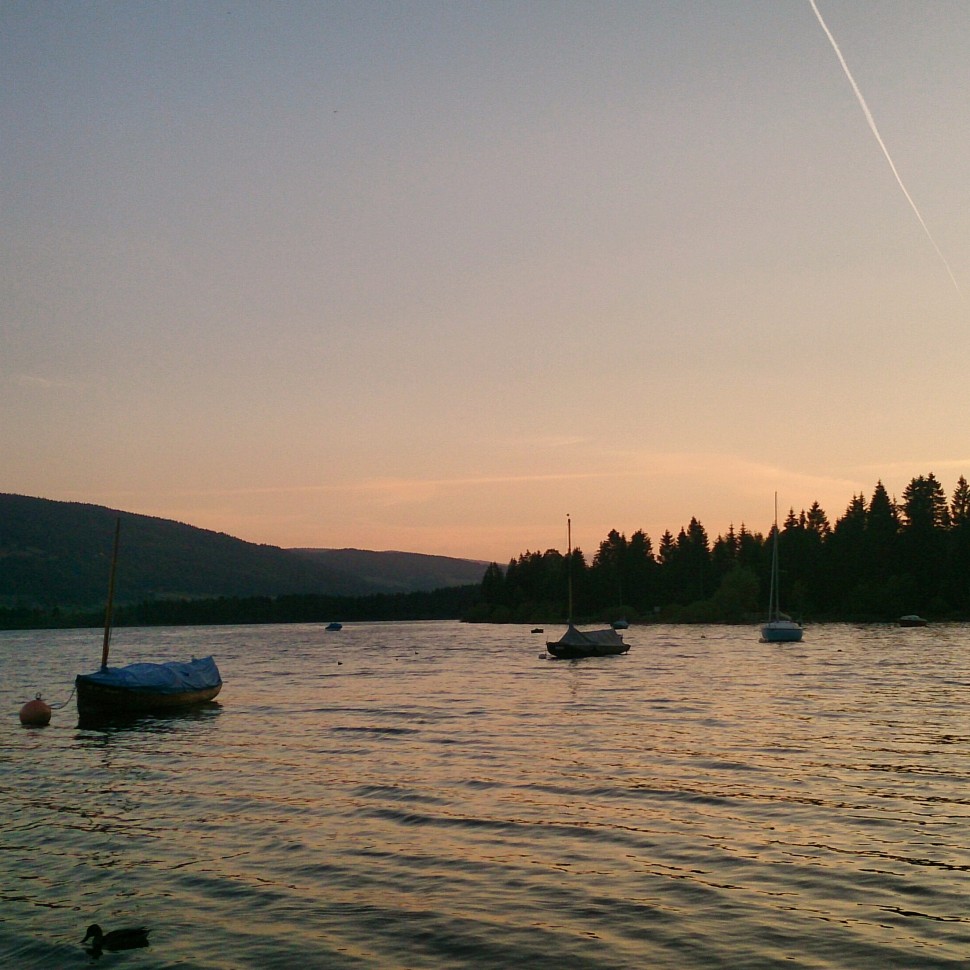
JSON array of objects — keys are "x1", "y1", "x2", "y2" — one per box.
[
  {"x1": 0, "y1": 494, "x2": 486, "y2": 609},
  {"x1": 469, "y1": 474, "x2": 970, "y2": 624},
  {"x1": 292, "y1": 548, "x2": 486, "y2": 592}
]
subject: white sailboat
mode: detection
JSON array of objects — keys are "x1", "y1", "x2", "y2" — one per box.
[{"x1": 760, "y1": 495, "x2": 803, "y2": 643}]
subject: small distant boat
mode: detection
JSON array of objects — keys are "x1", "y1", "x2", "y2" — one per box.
[
  {"x1": 531, "y1": 628, "x2": 544, "y2": 634},
  {"x1": 75, "y1": 519, "x2": 222, "y2": 718},
  {"x1": 611, "y1": 618, "x2": 629, "y2": 630},
  {"x1": 899, "y1": 614, "x2": 928, "y2": 627},
  {"x1": 325, "y1": 621, "x2": 343, "y2": 631},
  {"x1": 760, "y1": 495, "x2": 803, "y2": 643},
  {"x1": 546, "y1": 516, "x2": 629, "y2": 659}
]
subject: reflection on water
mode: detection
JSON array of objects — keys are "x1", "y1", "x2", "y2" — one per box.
[
  {"x1": 2, "y1": 621, "x2": 970, "y2": 968},
  {"x1": 75, "y1": 702, "x2": 224, "y2": 734}
]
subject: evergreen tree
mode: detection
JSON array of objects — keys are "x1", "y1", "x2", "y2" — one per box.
[
  {"x1": 948, "y1": 477, "x2": 970, "y2": 611},
  {"x1": 902, "y1": 474, "x2": 951, "y2": 530},
  {"x1": 779, "y1": 507, "x2": 810, "y2": 616},
  {"x1": 481, "y1": 562, "x2": 505, "y2": 607},
  {"x1": 656, "y1": 530, "x2": 677, "y2": 605},
  {"x1": 625, "y1": 529, "x2": 656, "y2": 614},
  {"x1": 711, "y1": 525, "x2": 739, "y2": 580},
  {"x1": 805, "y1": 502, "x2": 831, "y2": 538},
  {"x1": 736, "y1": 524, "x2": 763, "y2": 574},
  {"x1": 592, "y1": 529, "x2": 628, "y2": 609},
  {"x1": 950, "y1": 476, "x2": 970, "y2": 527},
  {"x1": 900, "y1": 474, "x2": 950, "y2": 611},
  {"x1": 866, "y1": 482, "x2": 900, "y2": 574},
  {"x1": 678, "y1": 518, "x2": 711, "y2": 603},
  {"x1": 826, "y1": 494, "x2": 867, "y2": 614}
]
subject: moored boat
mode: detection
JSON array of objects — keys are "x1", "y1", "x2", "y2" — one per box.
[
  {"x1": 760, "y1": 495, "x2": 803, "y2": 643},
  {"x1": 899, "y1": 614, "x2": 928, "y2": 627},
  {"x1": 546, "y1": 516, "x2": 630, "y2": 659},
  {"x1": 546, "y1": 624, "x2": 629, "y2": 659},
  {"x1": 75, "y1": 518, "x2": 223, "y2": 719},
  {"x1": 76, "y1": 657, "x2": 222, "y2": 716}
]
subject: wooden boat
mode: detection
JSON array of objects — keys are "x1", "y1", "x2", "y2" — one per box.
[
  {"x1": 760, "y1": 495, "x2": 803, "y2": 643},
  {"x1": 546, "y1": 516, "x2": 629, "y2": 659},
  {"x1": 75, "y1": 519, "x2": 222, "y2": 718}
]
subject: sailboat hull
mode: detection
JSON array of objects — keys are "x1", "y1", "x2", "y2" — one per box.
[
  {"x1": 547, "y1": 641, "x2": 630, "y2": 659},
  {"x1": 760, "y1": 621, "x2": 803, "y2": 643},
  {"x1": 76, "y1": 680, "x2": 222, "y2": 715}
]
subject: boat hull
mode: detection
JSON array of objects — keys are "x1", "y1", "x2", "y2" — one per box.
[
  {"x1": 546, "y1": 641, "x2": 630, "y2": 659},
  {"x1": 760, "y1": 621, "x2": 803, "y2": 643},
  {"x1": 76, "y1": 679, "x2": 222, "y2": 716},
  {"x1": 899, "y1": 615, "x2": 928, "y2": 627}
]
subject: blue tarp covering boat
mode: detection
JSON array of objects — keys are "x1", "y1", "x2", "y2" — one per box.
[
  {"x1": 76, "y1": 656, "x2": 223, "y2": 715},
  {"x1": 77, "y1": 656, "x2": 222, "y2": 694}
]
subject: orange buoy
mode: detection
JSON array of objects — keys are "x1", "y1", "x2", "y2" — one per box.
[{"x1": 19, "y1": 694, "x2": 52, "y2": 727}]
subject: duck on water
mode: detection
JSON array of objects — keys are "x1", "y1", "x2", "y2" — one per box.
[{"x1": 82, "y1": 924, "x2": 150, "y2": 953}]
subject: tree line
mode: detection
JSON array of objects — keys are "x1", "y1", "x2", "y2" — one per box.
[
  {"x1": 0, "y1": 585, "x2": 481, "y2": 631},
  {"x1": 465, "y1": 474, "x2": 970, "y2": 624},
  {"x1": 5, "y1": 473, "x2": 967, "y2": 631}
]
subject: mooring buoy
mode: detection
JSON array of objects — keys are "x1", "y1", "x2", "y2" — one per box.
[{"x1": 19, "y1": 694, "x2": 52, "y2": 727}]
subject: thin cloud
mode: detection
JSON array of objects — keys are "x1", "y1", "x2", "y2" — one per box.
[
  {"x1": 853, "y1": 459, "x2": 970, "y2": 485},
  {"x1": 85, "y1": 472, "x2": 615, "y2": 504},
  {"x1": 15, "y1": 373, "x2": 87, "y2": 390},
  {"x1": 808, "y1": 0, "x2": 962, "y2": 297}
]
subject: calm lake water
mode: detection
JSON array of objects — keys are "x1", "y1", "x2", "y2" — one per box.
[{"x1": 2, "y1": 621, "x2": 969, "y2": 969}]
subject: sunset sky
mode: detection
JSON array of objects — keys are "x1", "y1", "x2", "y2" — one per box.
[{"x1": 3, "y1": 1, "x2": 968, "y2": 563}]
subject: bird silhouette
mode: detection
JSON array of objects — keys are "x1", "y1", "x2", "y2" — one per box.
[{"x1": 82, "y1": 924, "x2": 150, "y2": 953}]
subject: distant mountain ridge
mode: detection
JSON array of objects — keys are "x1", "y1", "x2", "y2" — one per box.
[
  {"x1": 0, "y1": 493, "x2": 487, "y2": 608},
  {"x1": 291, "y1": 548, "x2": 488, "y2": 594}
]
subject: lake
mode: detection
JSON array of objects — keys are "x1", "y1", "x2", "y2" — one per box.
[{"x1": 2, "y1": 621, "x2": 969, "y2": 968}]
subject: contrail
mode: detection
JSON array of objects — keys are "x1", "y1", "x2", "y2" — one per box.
[{"x1": 808, "y1": 0, "x2": 962, "y2": 297}]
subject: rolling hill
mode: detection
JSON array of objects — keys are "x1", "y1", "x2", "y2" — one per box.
[{"x1": 0, "y1": 494, "x2": 488, "y2": 608}]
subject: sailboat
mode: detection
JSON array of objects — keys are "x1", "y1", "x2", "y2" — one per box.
[
  {"x1": 546, "y1": 517, "x2": 629, "y2": 659},
  {"x1": 760, "y1": 495, "x2": 803, "y2": 643},
  {"x1": 75, "y1": 518, "x2": 223, "y2": 718}
]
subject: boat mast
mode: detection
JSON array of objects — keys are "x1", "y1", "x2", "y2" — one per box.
[
  {"x1": 567, "y1": 514, "x2": 573, "y2": 624},
  {"x1": 769, "y1": 493, "x2": 780, "y2": 622},
  {"x1": 100, "y1": 517, "x2": 121, "y2": 669}
]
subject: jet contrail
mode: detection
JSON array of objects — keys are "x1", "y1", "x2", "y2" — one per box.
[{"x1": 808, "y1": 0, "x2": 962, "y2": 297}]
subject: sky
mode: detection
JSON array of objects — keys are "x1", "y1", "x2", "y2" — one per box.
[{"x1": 3, "y1": 1, "x2": 969, "y2": 563}]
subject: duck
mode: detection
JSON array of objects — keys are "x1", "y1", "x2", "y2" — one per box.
[{"x1": 81, "y1": 924, "x2": 151, "y2": 952}]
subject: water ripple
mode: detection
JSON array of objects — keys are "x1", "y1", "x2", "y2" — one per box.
[{"x1": 3, "y1": 621, "x2": 970, "y2": 967}]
